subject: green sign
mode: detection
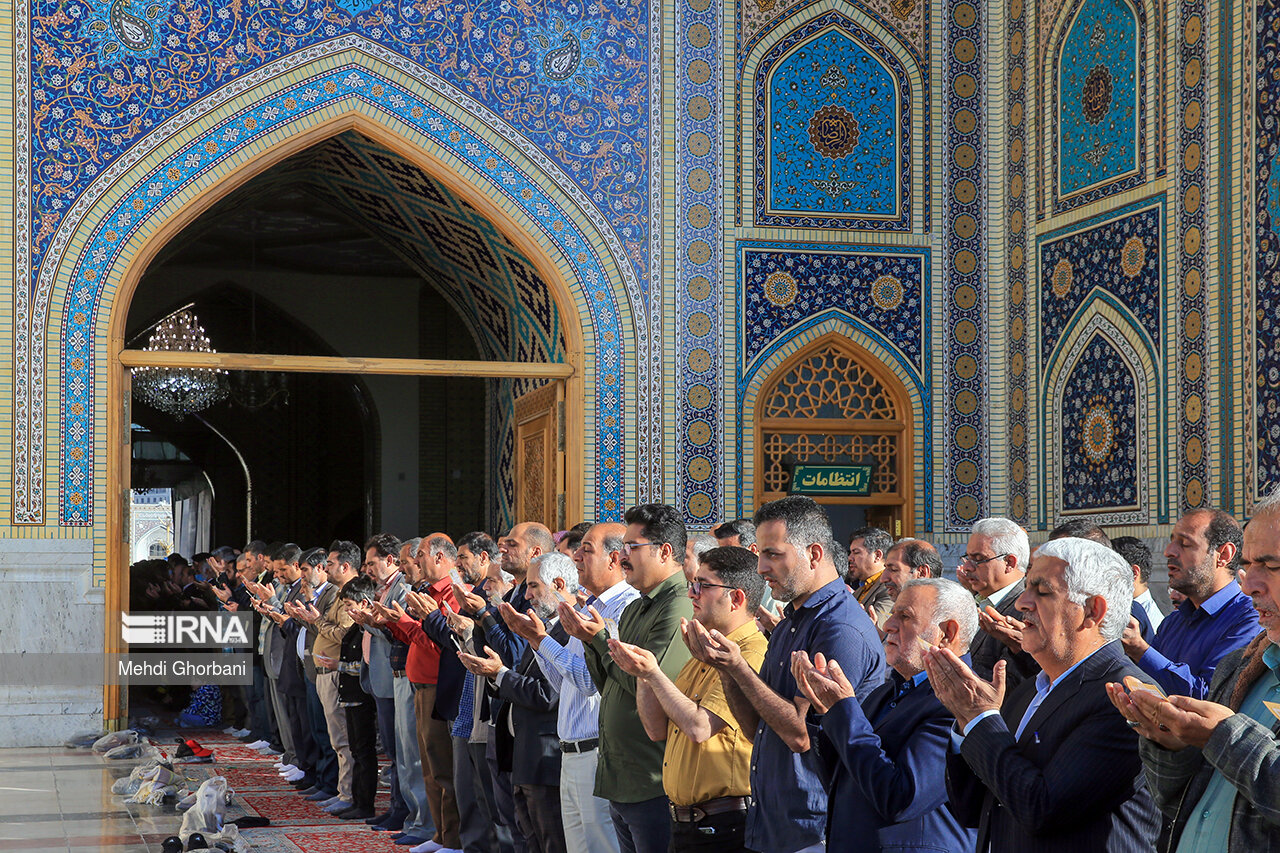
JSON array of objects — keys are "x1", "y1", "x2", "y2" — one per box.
[{"x1": 790, "y1": 464, "x2": 872, "y2": 496}]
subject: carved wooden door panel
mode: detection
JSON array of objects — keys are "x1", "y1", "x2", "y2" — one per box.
[{"x1": 514, "y1": 381, "x2": 565, "y2": 530}]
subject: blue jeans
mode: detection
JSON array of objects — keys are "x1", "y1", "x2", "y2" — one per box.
[
  {"x1": 394, "y1": 674, "x2": 434, "y2": 839},
  {"x1": 610, "y1": 796, "x2": 671, "y2": 853},
  {"x1": 375, "y1": 695, "x2": 407, "y2": 817}
]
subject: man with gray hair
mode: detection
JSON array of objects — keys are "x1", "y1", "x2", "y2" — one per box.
[
  {"x1": 927, "y1": 537, "x2": 1160, "y2": 852},
  {"x1": 683, "y1": 532, "x2": 719, "y2": 582},
  {"x1": 793, "y1": 577, "x2": 978, "y2": 851},
  {"x1": 1112, "y1": 489, "x2": 1280, "y2": 851},
  {"x1": 962, "y1": 517, "x2": 1039, "y2": 688},
  {"x1": 461, "y1": 551, "x2": 572, "y2": 853}
]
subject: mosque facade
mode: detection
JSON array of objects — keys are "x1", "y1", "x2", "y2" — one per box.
[{"x1": 0, "y1": 0, "x2": 1275, "y2": 740}]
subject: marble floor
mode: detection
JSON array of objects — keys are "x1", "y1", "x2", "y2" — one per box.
[{"x1": 0, "y1": 734, "x2": 395, "y2": 853}]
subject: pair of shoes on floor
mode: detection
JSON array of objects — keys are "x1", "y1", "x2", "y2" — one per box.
[
  {"x1": 174, "y1": 738, "x2": 214, "y2": 763},
  {"x1": 222, "y1": 726, "x2": 251, "y2": 737},
  {"x1": 334, "y1": 804, "x2": 377, "y2": 820},
  {"x1": 321, "y1": 798, "x2": 353, "y2": 813}
]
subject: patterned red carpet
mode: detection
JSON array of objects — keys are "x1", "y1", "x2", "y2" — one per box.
[{"x1": 162, "y1": 728, "x2": 399, "y2": 853}]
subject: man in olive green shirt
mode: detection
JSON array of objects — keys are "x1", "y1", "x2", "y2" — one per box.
[{"x1": 560, "y1": 503, "x2": 693, "y2": 853}]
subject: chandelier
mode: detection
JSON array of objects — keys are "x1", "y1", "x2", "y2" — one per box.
[{"x1": 131, "y1": 309, "x2": 228, "y2": 418}]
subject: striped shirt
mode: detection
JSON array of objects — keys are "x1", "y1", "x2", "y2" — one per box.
[{"x1": 533, "y1": 580, "x2": 641, "y2": 741}]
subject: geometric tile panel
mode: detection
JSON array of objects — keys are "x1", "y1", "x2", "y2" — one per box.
[
  {"x1": 52, "y1": 64, "x2": 626, "y2": 525},
  {"x1": 675, "y1": 0, "x2": 725, "y2": 527},
  {"x1": 1038, "y1": 202, "x2": 1162, "y2": 366},
  {"x1": 942, "y1": 0, "x2": 990, "y2": 530},
  {"x1": 1061, "y1": 334, "x2": 1140, "y2": 511},
  {"x1": 739, "y1": 243, "x2": 927, "y2": 373},
  {"x1": 1054, "y1": 0, "x2": 1145, "y2": 210},
  {"x1": 1005, "y1": 0, "x2": 1031, "y2": 523},
  {"x1": 1177, "y1": 0, "x2": 1209, "y2": 509},
  {"x1": 1256, "y1": 0, "x2": 1280, "y2": 499},
  {"x1": 755, "y1": 12, "x2": 912, "y2": 230},
  {"x1": 26, "y1": 0, "x2": 652, "y2": 290}
]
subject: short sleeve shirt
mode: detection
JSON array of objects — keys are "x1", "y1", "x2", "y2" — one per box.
[{"x1": 663, "y1": 622, "x2": 768, "y2": 806}]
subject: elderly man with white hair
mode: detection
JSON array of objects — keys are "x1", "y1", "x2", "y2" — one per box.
[
  {"x1": 926, "y1": 537, "x2": 1160, "y2": 853},
  {"x1": 961, "y1": 517, "x2": 1040, "y2": 689},
  {"x1": 1111, "y1": 488, "x2": 1280, "y2": 851},
  {"x1": 792, "y1": 577, "x2": 979, "y2": 852}
]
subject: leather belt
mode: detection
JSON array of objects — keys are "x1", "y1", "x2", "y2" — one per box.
[
  {"x1": 669, "y1": 796, "x2": 751, "y2": 823},
  {"x1": 392, "y1": 670, "x2": 406, "y2": 678},
  {"x1": 558, "y1": 738, "x2": 598, "y2": 753}
]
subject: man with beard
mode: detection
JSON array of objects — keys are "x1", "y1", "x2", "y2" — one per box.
[
  {"x1": 563, "y1": 505, "x2": 693, "y2": 853},
  {"x1": 1122, "y1": 509, "x2": 1258, "y2": 698},
  {"x1": 1112, "y1": 490, "x2": 1280, "y2": 851},
  {"x1": 608, "y1": 546, "x2": 766, "y2": 852},
  {"x1": 686, "y1": 496, "x2": 885, "y2": 853},
  {"x1": 460, "y1": 552, "x2": 570, "y2": 853},
  {"x1": 503, "y1": 521, "x2": 635, "y2": 852}
]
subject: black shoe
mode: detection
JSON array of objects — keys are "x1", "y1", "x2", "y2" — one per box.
[
  {"x1": 186, "y1": 833, "x2": 208, "y2": 851},
  {"x1": 338, "y1": 805, "x2": 376, "y2": 820},
  {"x1": 377, "y1": 817, "x2": 408, "y2": 832},
  {"x1": 161, "y1": 837, "x2": 183, "y2": 853},
  {"x1": 289, "y1": 775, "x2": 315, "y2": 789},
  {"x1": 296, "y1": 785, "x2": 320, "y2": 796},
  {"x1": 366, "y1": 810, "x2": 393, "y2": 826}
]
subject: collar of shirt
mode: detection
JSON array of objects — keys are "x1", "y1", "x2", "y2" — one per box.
[
  {"x1": 428, "y1": 575, "x2": 453, "y2": 596},
  {"x1": 1264, "y1": 642, "x2": 1280, "y2": 678},
  {"x1": 377, "y1": 570, "x2": 402, "y2": 597},
  {"x1": 597, "y1": 579, "x2": 636, "y2": 606},
  {"x1": 311, "y1": 581, "x2": 329, "y2": 602},
  {"x1": 1013, "y1": 642, "x2": 1109, "y2": 741},
  {"x1": 783, "y1": 575, "x2": 846, "y2": 619},
  {"x1": 1189, "y1": 580, "x2": 1243, "y2": 618},
  {"x1": 856, "y1": 570, "x2": 884, "y2": 591},
  {"x1": 724, "y1": 619, "x2": 762, "y2": 646},
  {"x1": 639, "y1": 571, "x2": 687, "y2": 607},
  {"x1": 985, "y1": 579, "x2": 1019, "y2": 610}
]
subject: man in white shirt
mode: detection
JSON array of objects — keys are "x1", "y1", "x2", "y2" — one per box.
[
  {"x1": 501, "y1": 522, "x2": 635, "y2": 852},
  {"x1": 1114, "y1": 536, "x2": 1165, "y2": 634}
]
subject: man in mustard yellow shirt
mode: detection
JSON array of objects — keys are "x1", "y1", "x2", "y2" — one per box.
[{"x1": 608, "y1": 546, "x2": 767, "y2": 852}]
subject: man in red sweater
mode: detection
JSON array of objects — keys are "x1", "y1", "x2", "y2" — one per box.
[{"x1": 379, "y1": 535, "x2": 464, "y2": 853}]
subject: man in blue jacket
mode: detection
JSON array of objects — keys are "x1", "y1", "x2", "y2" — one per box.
[{"x1": 793, "y1": 577, "x2": 977, "y2": 853}]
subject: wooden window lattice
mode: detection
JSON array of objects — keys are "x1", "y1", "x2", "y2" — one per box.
[
  {"x1": 762, "y1": 345, "x2": 898, "y2": 420},
  {"x1": 760, "y1": 344, "x2": 904, "y2": 496}
]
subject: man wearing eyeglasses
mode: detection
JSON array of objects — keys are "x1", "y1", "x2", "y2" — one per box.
[
  {"x1": 563, "y1": 504, "x2": 694, "y2": 853},
  {"x1": 961, "y1": 518, "x2": 1040, "y2": 689},
  {"x1": 608, "y1": 546, "x2": 767, "y2": 852}
]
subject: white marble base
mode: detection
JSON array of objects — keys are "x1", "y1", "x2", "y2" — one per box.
[{"x1": 0, "y1": 539, "x2": 105, "y2": 747}]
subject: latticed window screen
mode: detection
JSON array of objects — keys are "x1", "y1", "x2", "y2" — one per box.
[{"x1": 760, "y1": 344, "x2": 904, "y2": 496}]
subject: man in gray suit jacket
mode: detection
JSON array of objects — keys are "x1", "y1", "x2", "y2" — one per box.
[{"x1": 962, "y1": 518, "x2": 1040, "y2": 689}]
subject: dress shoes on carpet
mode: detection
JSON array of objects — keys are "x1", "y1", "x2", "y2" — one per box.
[{"x1": 337, "y1": 805, "x2": 377, "y2": 820}]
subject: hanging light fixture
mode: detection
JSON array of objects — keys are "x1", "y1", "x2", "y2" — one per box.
[{"x1": 131, "y1": 308, "x2": 228, "y2": 418}]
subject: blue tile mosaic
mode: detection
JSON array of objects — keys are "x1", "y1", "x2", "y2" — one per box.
[
  {"x1": 29, "y1": 0, "x2": 651, "y2": 289},
  {"x1": 754, "y1": 11, "x2": 912, "y2": 230},
  {"x1": 1256, "y1": 0, "x2": 1280, "y2": 497},
  {"x1": 1038, "y1": 202, "x2": 1162, "y2": 366},
  {"x1": 1056, "y1": 0, "x2": 1142, "y2": 203},
  {"x1": 738, "y1": 245, "x2": 926, "y2": 373},
  {"x1": 1061, "y1": 334, "x2": 1140, "y2": 511}
]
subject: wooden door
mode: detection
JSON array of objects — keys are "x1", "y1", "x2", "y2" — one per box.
[{"x1": 514, "y1": 381, "x2": 565, "y2": 530}]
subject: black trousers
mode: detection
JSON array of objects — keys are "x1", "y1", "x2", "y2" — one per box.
[
  {"x1": 283, "y1": 685, "x2": 317, "y2": 775},
  {"x1": 669, "y1": 810, "x2": 750, "y2": 853},
  {"x1": 345, "y1": 699, "x2": 379, "y2": 809}
]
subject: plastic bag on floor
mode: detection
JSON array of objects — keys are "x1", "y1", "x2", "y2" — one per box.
[
  {"x1": 65, "y1": 730, "x2": 108, "y2": 749},
  {"x1": 92, "y1": 729, "x2": 138, "y2": 753}
]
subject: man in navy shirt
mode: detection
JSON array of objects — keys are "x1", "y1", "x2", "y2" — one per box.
[
  {"x1": 1122, "y1": 509, "x2": 1258, "y2": 697},
  {"x1": 684, "y1": 496, "x2": 885, "y2": 853}
]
